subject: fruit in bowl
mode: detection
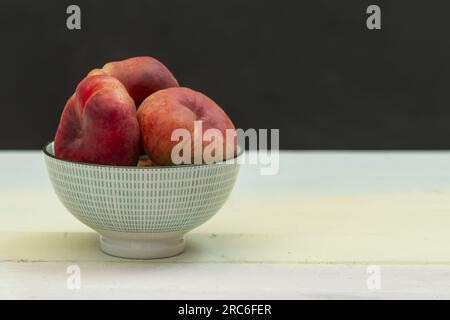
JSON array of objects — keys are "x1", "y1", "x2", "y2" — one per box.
[
  {"x1": 54, "y1": 75, "x2": 141, "y2": 166},
  {"x1": 46, "y1": 56, "x2": 240, "y2": 259},
  {"x1": 137, "y1": 87, "x2": 236, "y2": 166},
  {"x1": 88, "y1": 56, "x2": 179, "y2": 106}
]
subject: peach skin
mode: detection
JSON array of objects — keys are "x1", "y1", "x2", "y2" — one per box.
[
  {"x1": 137, "y1": 87, "x2": 236, "y2": 166},
  {"x1": 54, "y1": 75, "x2": 141, "y2": 166},
  {"x1": 88, "y1": 56, "x2": 179, "y2": 107}
]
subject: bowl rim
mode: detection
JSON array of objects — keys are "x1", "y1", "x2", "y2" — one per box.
[{"x1": 43, "y1": 141, "x2": 243, "y2": 170}]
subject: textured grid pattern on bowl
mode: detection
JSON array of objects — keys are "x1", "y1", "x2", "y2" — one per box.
[{"x1": 45, "y1": 145, "x2": 240, "y2": 233}]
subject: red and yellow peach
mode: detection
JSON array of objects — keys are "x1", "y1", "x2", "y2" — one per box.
[{"x1": 54, "y1": 75, "x2": 141, "y2": 166}]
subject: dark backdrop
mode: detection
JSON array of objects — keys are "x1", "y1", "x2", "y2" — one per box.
[{"x1": 1, "y1": 0, "x2": 449, "y2": 149}]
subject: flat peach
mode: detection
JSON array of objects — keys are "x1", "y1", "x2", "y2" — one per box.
[
  {"x1": 54, "y1": 75, "x2": 141, "y2": 166},
  {"x1": 137, "y1": 87, "x2": 236, "y2": 165},
  {"x1": 88, "y1": 56, "x2": 179, "y2": 107}
]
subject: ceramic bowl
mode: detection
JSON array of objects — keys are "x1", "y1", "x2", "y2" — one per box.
[{"x1": 43, "y1": 142, "x2": 240, "y2": 259}]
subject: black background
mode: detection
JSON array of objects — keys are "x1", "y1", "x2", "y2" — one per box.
[{"x1": 1, "y1": 0, "x2": 449, "y2": 149}]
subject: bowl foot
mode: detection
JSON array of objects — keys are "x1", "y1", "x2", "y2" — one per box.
[{"x1": 99, "y1": 231, "x2": 186, "y2": 259}]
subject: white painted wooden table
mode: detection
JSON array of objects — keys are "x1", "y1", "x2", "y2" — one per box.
[{"x1": 1, "y1": 151, "x2": 450, "y2": 299}]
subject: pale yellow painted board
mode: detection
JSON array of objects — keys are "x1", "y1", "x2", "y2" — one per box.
[{"x1": 1, "y1": 191, "x2": 450, "y2": 263}]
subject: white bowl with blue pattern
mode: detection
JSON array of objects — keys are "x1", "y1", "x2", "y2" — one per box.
[{"x1": 43, "y1": 142, "x2": 240, "y2": 259}]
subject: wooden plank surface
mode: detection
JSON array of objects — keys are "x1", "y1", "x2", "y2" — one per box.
[{"x1": 2, "y1": 151, "x2": 450, "y2": 299}]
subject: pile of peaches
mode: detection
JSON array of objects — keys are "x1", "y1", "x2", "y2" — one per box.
[{"x1": 54, "y1": 56, "x2": 236, "y2": 167}]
